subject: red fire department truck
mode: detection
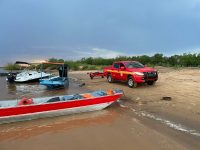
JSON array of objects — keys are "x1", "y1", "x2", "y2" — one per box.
[{"x1": 104, "y1": 61, "x2": 158, "y2": 88}]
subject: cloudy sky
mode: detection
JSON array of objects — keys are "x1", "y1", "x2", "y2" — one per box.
[{"x1": 0, "y1": 0, "x2": 200, "y2": 65}]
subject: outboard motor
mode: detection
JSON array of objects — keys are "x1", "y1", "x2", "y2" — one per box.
[
  {"x1": 7, "y1": 73, "x2": 16, "y2": 83},
  {"x1": 58, "y1": 64, "x2": 69, "y2": 87},
  {"x1": 59, "y1": 64, "x2": 68, "y2": 78}
]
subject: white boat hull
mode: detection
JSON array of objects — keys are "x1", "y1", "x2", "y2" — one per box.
[{"x1": 14, "y1": 71, "x2": 51, "y2": 83}]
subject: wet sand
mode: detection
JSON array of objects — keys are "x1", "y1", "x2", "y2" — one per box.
[
  {"x1": 1, "y1": 104, "x2": 199, "y2": 150},
  {"x1": 68, "y1": 67, "x2": 200, "y2": 149},
  {"x1": 1, "y1": 67, "x2": 200, "y2": 150}
]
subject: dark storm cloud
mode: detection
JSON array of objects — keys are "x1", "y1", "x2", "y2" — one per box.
[{"x1": 0, "y1": 0, "x2": 200, "y2": 65}]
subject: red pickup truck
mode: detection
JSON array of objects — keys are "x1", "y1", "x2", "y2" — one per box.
[{"x1": 104, "y1": 61, "x2": 158, "y2": 88}]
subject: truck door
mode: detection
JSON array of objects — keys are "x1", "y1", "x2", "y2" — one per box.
[
  {"x1": 119, "y1": 63, "x2": 127, "y2": 80},
  {"x1": 113, "y1": 63, "x2": 121, "y2": 80}
]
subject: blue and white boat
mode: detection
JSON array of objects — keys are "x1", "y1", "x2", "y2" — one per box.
[
  {"x1": 39, "y1": 62, "x2": 69, "y2": 88},
  {"x1": 40, "y1": 76, "x2": 69, "y2": 88}
]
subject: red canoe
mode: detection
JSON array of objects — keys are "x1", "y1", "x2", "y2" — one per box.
[{"x1": 0, "y1": 89, "x2": 123, "y2": 124}]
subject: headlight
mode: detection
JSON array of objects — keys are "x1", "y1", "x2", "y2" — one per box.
[{"x1": 134, "y1": 72, "x2": 144, "y2": 76}]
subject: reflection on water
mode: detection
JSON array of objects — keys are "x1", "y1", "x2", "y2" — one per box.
[
  {"x1": 0, "y1": 109, "x2": 119, "y2": 141},
  {"x1": 0, "y1": 77, "x2": 87, "y2": 100}
]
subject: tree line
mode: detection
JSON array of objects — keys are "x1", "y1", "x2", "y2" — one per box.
[
  {"x1": 77, "y1": 53, "x2": 200, "y2": 67},
  {"x1": 4, "y1": 53, "x2": 200, "y2": 71}
]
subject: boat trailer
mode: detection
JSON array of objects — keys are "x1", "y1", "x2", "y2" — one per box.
[{"x1": 87, "y1": 72, "x2": 105, "y2": 79}]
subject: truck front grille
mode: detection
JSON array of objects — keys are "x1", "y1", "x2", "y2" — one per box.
[{"x1": 144, "y1": 71, "x2": 158, "y2": 79}]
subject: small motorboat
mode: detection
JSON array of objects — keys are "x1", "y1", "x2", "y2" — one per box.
[
  {"x1": 7, "y1": 70, "x2": 51, "y2": 83},
  {"x1": 40, "y1": 62, "x2": 69, "y2": 88},
  {"x1": 40, "y1": 76, "x2": 69, "y2": 88},
  {"x1": 0, "y1": 89, "x2": 123, "y2": 124},
  {"x1": 6, "y1": 61, "x2": 51, "y2": 83},
  {"x1": 14, "y1": 70, "x2": 51, "y2": 83}
]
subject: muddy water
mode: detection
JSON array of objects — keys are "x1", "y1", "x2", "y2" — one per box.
[
  {"x1": 0, "y1": 77, "x2": 87, "y2": 100},
  {"x1": 0, "y1": 77, "x2": 200, "y2": 150}
]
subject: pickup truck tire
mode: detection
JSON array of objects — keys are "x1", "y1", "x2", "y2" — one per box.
[
  {"x1": 90, "y1": 75, "x2": 93, "y2": 79},
  {"x1": 128, "y1": 77, "x2": 137, "y2": 88},
  {"x1": 147, "y1": 81, "x2": 154, "y2": 85},
  {"x1": 107, "y1": 74, "x2": 113, "y2": 83}
]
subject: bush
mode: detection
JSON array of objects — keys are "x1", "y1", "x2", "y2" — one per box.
[
  {"x1": 29, "y1": 52, "x2": 200, "y2": 72},
  {"x1": 88, "y1": 65, "x2": 98, "y2": 70},
  {"x1": 4, "y1": 63, "x2": 20, "y2": 70},
  {"x1": 71, "y1": 63, "x2": 79, "y2": 71},
  {"x1": 81, "y1": 65, "x2": 89, "y2": 70}
]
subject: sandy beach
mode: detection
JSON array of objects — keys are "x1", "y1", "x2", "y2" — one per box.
[
  {"x1": 1, "y1": 67, "x2": 200, "y2": 150},
  {"x1": 68, "y1": 67, "x2": 200, "y2": 149}
]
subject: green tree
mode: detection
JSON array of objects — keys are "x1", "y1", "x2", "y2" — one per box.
[{"x1": 4, "y1": 63, "x2": 20, "y2": 70}]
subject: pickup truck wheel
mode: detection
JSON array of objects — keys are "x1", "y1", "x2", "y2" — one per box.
[
  {"x1": 128, "y1": 77, "x2": 137, "y2": 88},
  {"x1": 107, "y1": 74, "x2": 113, "y2": 83},
  {"x1": 147, "y1": 81, "x2": 154, "y2": 85}
]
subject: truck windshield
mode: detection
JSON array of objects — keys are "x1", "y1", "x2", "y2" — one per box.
[{"x1": 126, "y1": 62, "x2": 144, "y2": 68}]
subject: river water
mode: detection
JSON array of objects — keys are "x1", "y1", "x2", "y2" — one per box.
[
  {"x1": 0, "y1": 76, "x2": 126, "y2": 150},
  {"x1": 0, "y1": 68, "x2": 5, "y2": 73},
  {"x1": 0, "y1": 67, "x2": 7, "y2": 72},
  {"x1": 0, "y1": 76, "x2": 87, "y2": 100},
  {"x1": 0, "y1": 75, "x2": 200, "y2": 150}
]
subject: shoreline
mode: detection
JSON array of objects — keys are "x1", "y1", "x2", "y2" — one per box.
[
  {"x1": 69, "y1": 67, "x2": 200, "y2": 136},
  {"x1": 0, "y1": 67, "x2": 200, "y2": 150}
]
